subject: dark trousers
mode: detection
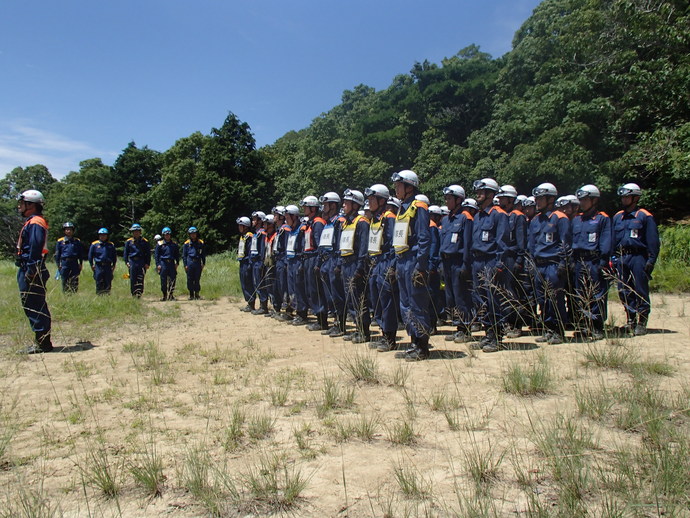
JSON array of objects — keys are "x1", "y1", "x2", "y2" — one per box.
[
  {"x1": 159, "y1": 261, "x2": 177, "y2": 298},
  {"x1": 533, "y1": 261, "x2": 567, "y2": 334},
  {"x1": 442, "y1": 256, "x2": 474, "y2": 330},
  {"x1": 186, "y1": 261, "x2": 202, "y2": 293},
  {"x1": 59, "y1": 258, "x2": 80, "y2": 293},
  {"x1": 396, "y1": 251, "x2": 432, "y2": 340},
  {"x1": 616, "y1": 253, "x2": 650, "y2": 317},
  {"x1": 342, "y1": 259, "x2": 371, "y2": 336},
  {"x1": 239, "y1": 259, "x2": 255, "y2": 304},
  {"x1": 574, "y1": 257, "x2": 609, "y2": 329},
  {"x1": 94, "y1": 263, "x2": 113, "y2": 294},
  {"x1": 369, "y1": 257, "x2": 398, "y2": 334},
  {"x1": 304, "y1": 254, "x2": 325, "y2": 317},
  {"x1": 18, "y1": 266, "x2": 51, "y2": 334},
  {"x1": 129, "y1": 260, "x2": 147, "y2": 296},
  {"x1": 471, "y1": 256, "x2": 505, "y2": 334}
]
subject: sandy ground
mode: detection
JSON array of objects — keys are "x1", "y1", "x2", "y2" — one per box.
[{"x1": 0, "y1": 293, "x2": 688, "y2": 517}]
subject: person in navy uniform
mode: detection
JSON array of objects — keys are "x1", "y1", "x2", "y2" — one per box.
[
  {"x1": 612, "y1": 183, "x2": 660, "y2": 336},
  {"x1": 365, "y1": 184, "x2": 398, "y2": 352},
  {"x1": 300, "y1": 196, "x2": 328, "y2": 331},
  {"x1": 496, "y1": 185, "x2": 528, "y2": 338},
  {"x1": 155, "y1": 227, "x2": 180, "y2": 301},
  {"x1": 271, "y1": 206, "x2": 290, "y2": 321},
  {"x1": 16, "y1": 190, "x2": 53, "y2": 354},
  {"x1": 440, "y1": 185, "x2": 474, "y2": 344},
  {"x1": 426, "y1": 203, "x2": 444, "y2": 332},
  {"x1": 55, "y1": 221, "x2": 84, "y2": 293},
  {"x1": 528, "y1": 183, "x2": 572, "y2": 345},
  {"x1": 88, "y1": 227, "x2": 117, "y2": 295},
  {"x1": 285, "y1": 205, "x2": 308, "y2": 325},
  {"x1": 470, "y1": 178, "x2": 510, "y2": 353},
  {"x1": 571, "y1": 185, "x2": 613, "y2": 340},
  {"x1": 249, "y1": 211, "x2": 269, "y2": 315},
  {"x1": 339, "y1": 189, "x2": 371, "y2": 343},
  {"x1": 236, "y1": 217, "x2": 255, "y2": 312},
  {"x1": 183, "y1": 226, "x2": 206, "y2": 300},
  {"x1": 391, "y1": 170, "x2": 432, "y2": 361},
  {"x1": 317, "y1": 193, "x2": 345, "y2": 335},
  {"x1": 123, "y1": 223, "x2": 151, "y2": 298}
]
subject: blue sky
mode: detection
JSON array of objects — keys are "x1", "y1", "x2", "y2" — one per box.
[{"x1": 0, "y1": 0, "x2": 542, "y2": 178}]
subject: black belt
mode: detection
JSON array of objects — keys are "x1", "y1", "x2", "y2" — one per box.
[
  {"x1": 619, "y1": 247, "x2": 647, "y2": 256},
  {"x1": 472, "y1": 251, "x2": 494, "y2": 259},
  {"x1": 574, "y1": 250, "x2": 600, "y2": 260},
  {"x1": 95, "y1": 262, "x2": 112, "y2": 266},
  {"x1": 162, "y1": 258, "x2": 175, "y2": 262},
  {"x1": 534, "y1": 257, "x2": 559, "y2": 266}
]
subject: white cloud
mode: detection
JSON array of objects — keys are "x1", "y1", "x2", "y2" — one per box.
[{"x1": 0, "y1": 121, "x2": 117, "y2": 179}]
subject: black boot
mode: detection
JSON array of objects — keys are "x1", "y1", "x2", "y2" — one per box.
[
  {"x1": 376, "y1": 332, "x2": 398, "y2": 352},
  {"x1": 634, "y1": 314, "x2": 648, "y2": 336},
  {"x1": 404, "y1": 337, "x2": 430, "y2": 361},
  {"x1": 252, "y1": 301, "x2": 269, "y2": 315}
]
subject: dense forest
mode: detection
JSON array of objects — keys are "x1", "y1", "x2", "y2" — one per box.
[{"x1": 1, "y1": 0, "x2": 688, "y2": 255}]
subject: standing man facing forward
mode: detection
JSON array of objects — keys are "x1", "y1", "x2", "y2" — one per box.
[
  {"x1": 123, "y1": 223, "x2": 150, "y2": 298},
  {"x1": 89, "y1": 228, "x2": 117, "y2": 295},
  {"x1": 183, "y1": 226, "x2": 206, "y2": 300},
  {"x1": 16, "y1": 190, "x2": 53, "y2": 354},
  {"x1": 155, "y1": 227, "x2": 180, "y2": 301},
  {"x1": 55, "y1": 221, "x2": 83, "y2": 293},
  {"x1": 612, "y1": 183, "x2": 659, "y2": 336}
]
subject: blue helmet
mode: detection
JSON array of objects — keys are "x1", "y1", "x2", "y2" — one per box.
[
  {"x1": 129, "y1": 223, "x2": 142, "y2": 231},
  {"x1": 188, "y1": 226, "x2": 198, "y2": 233},
  {"x1": 162, "y1": 227, "x2": 172, "y2": 234},
  {"x1": 98, "y1": 227, "x2": 109, "y2": 235}
]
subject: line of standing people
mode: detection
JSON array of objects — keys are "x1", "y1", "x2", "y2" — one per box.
[{"x1": 236, "y1": 173, "x2": 660, "y2": 360}]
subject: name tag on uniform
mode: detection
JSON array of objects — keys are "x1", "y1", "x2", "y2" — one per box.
[
  {"x1": 393, "y1": 221, "x2": 409, "y2": 248},
  {"x1": 545, "y1": 232, "x2": 554, "y2": 243},
  {"x1": 319, "y1": 227, "x2": 334, "y2": 247},
  {"x1": 588, "y1": 232, "x2": 597, "y2": 243},
  {"x1": 481, "y1": 231, "x2": 490, "y2": 242},
  {"x1": 368, "y1": 230, "x2": 383, "y2": 253},
  {"x1": 630, "y1": 229, "x2": 638, "y2": 238},
  {"x1": 286, "y1": 235, "x2": 297, "y2": 253},
  {"x1": 451, "y1": 233, "x2": 458, "y2": 243},
  {"x1": 340, "y1": 229, "x2": 355, "y2": 251}
]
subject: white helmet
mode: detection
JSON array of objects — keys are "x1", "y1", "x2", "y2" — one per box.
[
  {"x1": 251, "y1": 210, "x2": 266, "y2": 221},
  {"x1": 555, "y1": 196, "x2": 569, "y2": 208},
  {"x1": 522, "y1": 196, "x2": 536, "y2": 207},
  {"x1": 440, "y1": 205, "x2": 450, "y2": 215},
  {"x1": 319, "y1": 192, "x2": 341, "y2": 204},
  {"x1": 497, "y1": 185, "x2": 518, "y2": 198},
  {"x1": 618, "y1": 183, "x2": 642, "y2": 196},
  {"x1": 391, "y1": 169, "x2": 419, "y2": 187},
  {"x1": 443, "y1": 185, "x2": 466, "y2": 199},
  {"x1": 516, "y1": 194, "x2": 527, "y2": 205},
  {"x1": 576, "y1": 184, "x2": 601, "y2": 199},
  {"x1": 387, "y1": 196, "x2": 402, "y2": 209},
  {"x1": 300, "y1": 195, "x2": 320, "y2": 207},
  {"x1": 532, "y1": 182, "x2": 558, "y2": 197},
  {"x1": 566, "y1": 194, "x2": 580, "y2": 205},
  {"x1": 462, "y1": 198, "x2": 479, "y2": 211},
  {"x1": 285, "y1": 204, "x2": 300, "y2": 216},
  {"x1": 272, "y1": 205, "x2": 286, "y2": 215},
  {"x1": 236, "y1": 216, "x2": 251, "y2": 226},
  {"x1": 365, "y1": 184, "x2": 390, "y2": 199},
  {"x1": 428, "y1": 205, "x2": 442, "y2": 215},
  {"x1": 343, "y1": 188, "x2": 365, "y2": 206},
  {"x1": 415, "y1": 194, "x2": 430, "y2": 205},
  {"x1": 264, "y1": 214, "x2": 275, "y2": 225},
  {"x1": 18, "y1": 189, "x2": 45, "y2": 205},
  {"x1": 154, "y1": 234, "x2": 162, "y2": 241},
  {"x1": 473, "y1": 178, "x2": 499, "y2": 192}
]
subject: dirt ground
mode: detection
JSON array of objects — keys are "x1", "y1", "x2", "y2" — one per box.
[{"x1": 0, "y1": 293, "x2": 688, "y2": 517}]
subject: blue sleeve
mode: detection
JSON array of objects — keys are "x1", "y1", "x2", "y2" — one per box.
[
  {"x1": 182, "y1": 243, "x2": 189, "y2": 266},
  {"x1": 383, "y1": 216, "x2": 396, "y2": 257},
  {"x1": 515, "y1": 215, "x2": 527, "y2": 265},
  {"x1": 356, "y1": 219, "x2": 370, "y2": 273},
  {"x1": 111, "y1": 244, "x2": 118, "y2": 265},
  {"x1": 174, "y1": 243, "x2": 180, "y2": 263},
  {"x1": 200, "y1": 242, "x2": 206, "y2": 265},
  {"x1": 495, "y1": 211, "x2": 509, "y2": 263},
  {"x1": 154, "y1": 245, "x2": 160, "y2": 266},
  {"x1": 558, "y1": 216, "x2": 572, "y2": 264},
  {"x1": 123, "y1": 241, "x2": 130, "y2": 263},
  {"x1": 528, "y1": 219, "x2": 536, "y2": 258},
  {"x1": 415, "y1": 206, "x2": 430, "y2": 272},
  {"x1": 88, "y1": 244, "x2": 94, "y2": 266},
  {"x1": 599, "y1": 215, "x2": 613, "y2": 260},
  {"x1": 429, "y1": 227, "x2": 441, "y2": 270},
  {"x1": 646, "y1": 213, "x2": 660, "y2": 264},
  {"x1": 312, "y1": 221, "x2": 324, "y2": 249},
  {"x1": 462, "y1": 217, "x2": 473, "y2": 271},
  {"x1": 55, "y1": 241, "x2": 62, "y2": 265}
]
